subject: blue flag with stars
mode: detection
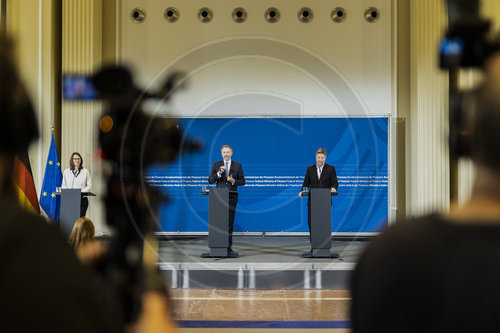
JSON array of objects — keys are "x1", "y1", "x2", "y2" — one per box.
[{"x1": 40, "y1": 133, "x2": 63, "y2": 222}]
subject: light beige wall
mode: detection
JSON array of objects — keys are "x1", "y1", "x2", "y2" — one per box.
[
  {"x1": 102, "y1": 0, "x2": 116, "y2": 64},
  {"x1": 407, "y1": 0, "x2": 449, "y2": 216},
  {"x1": 1, "y1": 1, "x2": 5, "y2": 31},
  {"x1": 6, "y1": 0, "x2": 59, "y2": 217},
  {"x1": 483, "y1": 0, "x2": 500, "y2": 32},
  {"x1": 119, "y1": 0, "x2": 393, "y2": 118},
  {"x1": 392, "y1": 0, "x2": 410, "y2": 222},
  {"x1": 61, "y1": 0, "x2": 106, "y2": 232}
]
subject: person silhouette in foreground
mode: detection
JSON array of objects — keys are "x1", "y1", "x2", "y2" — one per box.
[{"x1": 351, "y1": 53, "x2": 500, "y2": 333}]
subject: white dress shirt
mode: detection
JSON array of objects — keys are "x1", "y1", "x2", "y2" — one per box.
[
  {"x1": 317, "y1": 165, "x2": 324, "y2": 180},
  {"x1": 62, "y1": 168, "x2": 92, "y2": 192},
  {"x1": 218, "y1": 160, "x2": 232, "y2": 177}
]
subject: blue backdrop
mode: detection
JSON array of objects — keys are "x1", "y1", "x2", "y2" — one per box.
[{"x1": 146, "y1": 117, "x2": 388, "y2": 233}]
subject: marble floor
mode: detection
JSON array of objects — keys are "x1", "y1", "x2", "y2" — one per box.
[{"x1": 172, "y1": 288, "x2": 351, "y2": 333}]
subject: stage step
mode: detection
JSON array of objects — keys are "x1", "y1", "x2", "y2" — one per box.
[
  {"x1": 160, "y1": 262, "x2": 354, "y2": 290},
  {"x1": 157, "y1": 236, "x2": 365, "y2": 290}
]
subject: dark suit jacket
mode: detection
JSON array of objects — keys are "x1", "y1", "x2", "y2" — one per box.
[
  {"x1": 208, "y1": 160, "x2": 245, "y2": 192},
  {"x1": 302, "y1": 164, "x2": 339, "y2": 205}
]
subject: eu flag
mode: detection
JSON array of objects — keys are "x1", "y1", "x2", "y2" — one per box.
[{"x1": 40, "y1": 133, "x2": 63, "y2": 222}]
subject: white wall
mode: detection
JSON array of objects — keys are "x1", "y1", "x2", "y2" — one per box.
[{"x1": 120, "y1": 0, "x2": 393, "y2": 118}]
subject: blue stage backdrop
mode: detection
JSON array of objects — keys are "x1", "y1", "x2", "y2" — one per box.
[{"x1": 146, "y1": 117, "x2": 388, "y2": 233}]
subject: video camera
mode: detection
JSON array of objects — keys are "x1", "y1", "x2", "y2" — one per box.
[
  {"x1": 440, "y1": 0, "x2": 500, "y2": 69},
  {"x1": 86, "y1": 66, "x2": 199, "y2": 323},
  {"x1": 440, "y1": 0, "x2": 500, "y2": 158}
]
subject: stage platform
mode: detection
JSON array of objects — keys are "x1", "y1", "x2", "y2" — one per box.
[{"x1": 158, "y1": 236, "x2": 368, "y2": 290}]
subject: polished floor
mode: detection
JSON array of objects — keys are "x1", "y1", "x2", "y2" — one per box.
[
  {"x1": 172, "y1": 288, "x2": 351, "y2": 333},
  {"x1": 158, "y1": 236, "x2": 365, "y2": 264},
  {"x1": 161, "y1": 236, "x2": 357, "y2": 332}
]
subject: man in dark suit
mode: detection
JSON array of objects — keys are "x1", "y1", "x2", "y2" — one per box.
[
  {"x1": 299, "y1": 148, "x2": 339, "y2": 248},
  {"x1": 208, "y1": 145, "x2": 245, "y2": 255}
]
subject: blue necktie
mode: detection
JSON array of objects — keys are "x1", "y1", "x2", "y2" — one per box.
[{"x1": 225, "y1": 162, "x2": 229, "y2": 188}]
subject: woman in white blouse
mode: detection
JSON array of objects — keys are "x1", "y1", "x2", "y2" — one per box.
[{"x1": 62, "y1": 152, "x2": 92, "y2": 217}]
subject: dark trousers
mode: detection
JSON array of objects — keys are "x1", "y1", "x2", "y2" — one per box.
[
  {"x1": 228, "y1": 194, "x2": 238, "y2": 249},
  {"x1": 80, "y1": 197, "x2": 88, "y2": 217},
  {"x1": 307, "y1": 205, "x2": 312, "y2": 245}
]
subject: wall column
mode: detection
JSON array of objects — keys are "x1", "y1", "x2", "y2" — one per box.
[
  {"x1": 407, "y1": 0, "x2": 449, "y2": 216},
  {"x1": 62, "y1": 0, "x2": 104, "y2": 230}
]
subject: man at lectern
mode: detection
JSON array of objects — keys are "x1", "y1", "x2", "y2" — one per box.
[
  {"x1": 208, "y1": 145, "x2": 245, "y2": 255},
  {"x1": 299, "y1": 148, "x2": 339, "y2": 247}
]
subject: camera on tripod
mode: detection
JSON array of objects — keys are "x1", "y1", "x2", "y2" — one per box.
[
  {"x1": 440, "y1": 0, "x2": 500, "y2": 69},
  {"x1": 91, "y1": 66, "x2": 196, "y2": 323}
]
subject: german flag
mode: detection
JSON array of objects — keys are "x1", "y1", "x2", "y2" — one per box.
[{"x1": 14, "y1": 151, "x2": 40, "y2": 214}]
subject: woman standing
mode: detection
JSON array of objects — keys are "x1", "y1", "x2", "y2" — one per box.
[{"x1": 62, "y1": 152, "x2": 92, "y2": 217}]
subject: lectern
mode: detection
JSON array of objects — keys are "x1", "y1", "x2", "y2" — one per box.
[
  {"x1": 59, "y1": 189, "x2": 95, "y2": 237},
  {"x1": 201, "y1": 188, "x2": 237, "y2": 258},
  {"x1": 301, "y1": 188, "x2": 339, "y2": 258}
]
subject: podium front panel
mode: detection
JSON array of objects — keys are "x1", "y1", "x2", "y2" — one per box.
[
  {"x1": 208, "y1": 188, "x2": 229, "y2": 249},
  {"x1": 310, "y1": 188, "x2": 332, "y2": 250},
  {"x1": 60, "y1": 189, "x2": 81, "y2": 238}
]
